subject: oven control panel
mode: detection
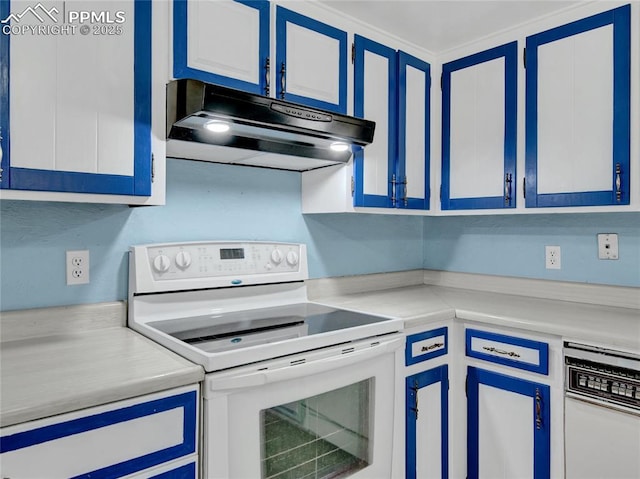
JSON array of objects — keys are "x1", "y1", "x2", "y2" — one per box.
[
  {"x1": 147, "y1": 242, "x2": 301, "y2": 279},
  {"x1": 130, "y1": 242, "x2": 309, "y2": 293}
]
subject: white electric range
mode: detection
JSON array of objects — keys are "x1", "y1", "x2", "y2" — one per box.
[{"x1": 128, "y1": 241, "x2": 404, "y2": 479}]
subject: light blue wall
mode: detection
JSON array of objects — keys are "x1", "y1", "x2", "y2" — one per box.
[
  {"x1": 2, "y1": 160, "x2": 639, "y2": 311},
  {"x1": 0, "y1": 160, "x2": 424, "y2": 311},
  {"x1": 423, "y1": 213, "x2": 640, "y2": 287}
]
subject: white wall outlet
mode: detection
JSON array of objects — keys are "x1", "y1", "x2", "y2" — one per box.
[
  {"x1": 597, "y1": 233, "x2": 619, "y2": 260},
  {"x1": 66, "y1": 250, "x2": 90, "y2": 285},
  {"x1": 545, "y1": 245, "x2": 561, "y2": 270}
]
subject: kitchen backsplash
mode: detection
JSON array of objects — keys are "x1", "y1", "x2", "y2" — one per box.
[
  {"x1": 1, "y1": 159, "x2": 638, "y2": 311},
  {"x1": 0, "y1": 159, "x2": 424, "y2": 311}
]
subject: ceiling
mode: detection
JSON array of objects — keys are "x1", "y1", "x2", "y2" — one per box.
[{"x1": 317, "y1": 1, "x2": 580, "y2": 52}]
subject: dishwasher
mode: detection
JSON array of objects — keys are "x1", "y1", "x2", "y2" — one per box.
[{"x1": 564, "y1": 342, "x2": 640, "y2": 479}]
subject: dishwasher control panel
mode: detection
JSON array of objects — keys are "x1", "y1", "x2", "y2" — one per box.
[{"x1": 565, "y1": 355, "x2": 640, "y2": 411}]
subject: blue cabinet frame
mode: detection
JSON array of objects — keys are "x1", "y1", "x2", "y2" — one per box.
[
  {"x1": 173, "y1": 0, "x2": 270, "y2": 96},
  {"x1": 525, "y1": 5, "x2": 630, "y2": 207},
  {"x1": 441, "y1": 42, "x2": 518, "y2": 210},
  {"x1": 406, "y1": 364, "x2": 449, "y2": 479},
  {"x1": 0, "y1": 0, "x2": 152, "y2": 196},
  {"x1": 353, "y1": 34, "x2": 397, "y2": 208},
  {"x1": 275, "y1": 6, "x2": 347, "y2": 114},
  {"x1": 467, "y1": 367, "x2": 550, "y2": 479}
]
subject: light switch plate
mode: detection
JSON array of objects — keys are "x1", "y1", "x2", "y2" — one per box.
[{"x1": 597, "y1": 234, "x2": 618, "y2": 260}]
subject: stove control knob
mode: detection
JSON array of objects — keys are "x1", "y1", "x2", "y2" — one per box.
[
  {"x1": 153, "y1": 254, "x2": 171, "y2": 273},
  {"x1": 286, "y1": 250, "x2": 299, "y2": 266},
  {"x1": 175, "y1": 251, "x2": 192, "y2": 270},
  {"x1": 270, "y1": 249, "x2": 283, "y2": 265}
]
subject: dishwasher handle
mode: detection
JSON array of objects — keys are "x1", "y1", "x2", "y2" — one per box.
[{"x1": 209, "y1": 335, "x2": 403, "y2": 390}]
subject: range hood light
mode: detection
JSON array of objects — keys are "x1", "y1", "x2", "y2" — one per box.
[
  {"x1": 330, "y1": 142, "x2": 350, "y2": 152},
  {"x1": 204, "y1": 120, "x2": 231, "y2": 133}
]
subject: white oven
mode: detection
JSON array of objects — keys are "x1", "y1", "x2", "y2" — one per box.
[{"x1": 128, "y1": 241, "x2": 404, "y2": 479}]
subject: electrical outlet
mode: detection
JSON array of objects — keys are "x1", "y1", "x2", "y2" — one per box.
[
  {"x1": 545, "y1": 246, "x2": 561, "y2": 270},
  {"x1": 597, "y1": 233, "x2": 619, "y2": 260},
  {"x1": 66, "y1": 250, "x2": 90, "y2": 285}
]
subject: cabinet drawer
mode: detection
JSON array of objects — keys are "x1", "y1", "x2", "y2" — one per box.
[
  {"x1": 465, "y1": 328, "x2": 549, "y2": 375},
  {"x1": 0, "y1": 386, "x2": 198, "y2": 479},
  {"x1": 406, "y1": 327, "x2": 448, "y2": 365}
]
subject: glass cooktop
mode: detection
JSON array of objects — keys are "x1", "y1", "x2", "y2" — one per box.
[{"x1": 148, "y1": 303, "x2": 391, "y2": 354}]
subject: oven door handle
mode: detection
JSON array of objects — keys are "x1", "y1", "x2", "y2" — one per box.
[{"x1": 209, "y1": 336, "x2": 403, "y2": 390}]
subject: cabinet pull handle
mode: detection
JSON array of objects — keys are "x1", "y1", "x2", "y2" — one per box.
[
  {"x1": 615, "y1": 163, "x2": 622, "y2": 202},
  {"x1": 504, "y1": 173, "x2": 512, "y2": 205},
  {"x1": 482, "y1": 346, "x2": 521, "y2": 358},
  {"x1": 390, "y1": 174, "x2": 397, "y2": 206},
  {"x1": 410, "y1": 379, "x2": 419, "y2": 419},
  {"x1": 421, "y1": 342, "x2": 444, "y2": 352},
  {"x1": 264, "y1": 57, "x2": 270, "y2": 96},
  {"x1": 402, "y1": 177, "x2": 408, "y2": 207},
  {"x1": 535, "y1": 388, "x2": 543, "y2": 430},
  {"x1": 280, "y1": 62, "x2": 286, "y2": 99}
]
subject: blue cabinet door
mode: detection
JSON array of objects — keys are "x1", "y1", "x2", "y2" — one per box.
[
  {"x1": 406, "y1": 365, "x2": 448, "y2": 479},
  {"x1": 275, "y1": 6, "x2": 347, "y2": 113},
  {"x1": 397, "y1": 51, "x2": 431, "y2": 210},
  {"x1": 353, "y1": 34, "x2": 397, "y2": 208},
  {"x1": 173, "y1": 0, "x2": 270, "y2": 95},
  {"x1": 0, "y1": 0, "x2": 152, "y2": 196},
  {"x1": 441, "y1": 42, "x2": 518, "y2": 210},
  {"x1": 467, "y1": 367, "x2": 550, "y2": 479},
  {"x1": 525, "y1": 5, "x2": 630, "y2": 207}
]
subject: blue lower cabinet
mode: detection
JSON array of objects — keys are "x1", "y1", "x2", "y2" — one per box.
[
  {"x1": 467, "y1": 367, "x2": 550, "y2": 479},
  {"x1": 406, "y1": 365, "x2": 448, "y2": 479}
]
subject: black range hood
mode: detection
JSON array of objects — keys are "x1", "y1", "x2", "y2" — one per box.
[{"x1": 166, "y1": 80, "x2": 376, "y2": 171}]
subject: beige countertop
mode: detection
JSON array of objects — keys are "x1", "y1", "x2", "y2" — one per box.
[
  {"x1": 0, "y1": 304, "x2": 204, "y2": 428},
  {"x1": 312, "y1": 283, "x2": 640, "y2": 353}
]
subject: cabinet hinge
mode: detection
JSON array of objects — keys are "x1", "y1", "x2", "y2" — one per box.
[
  {"x1": 440, "y1": 73, "x2": 443, "y2": 91},
  {"x1": 523, "y1": 177, "x2": 526, "y2": 199},
  {"x1": 151, "y1": 153, "x2": 155, "y2": 183},
  {"x1": 351, "y1": 176, "x2": 354, "y2": 196},
  {"x1": 523, "y1": 47, "x2": 527, "y2": 69},
  {"x1": 439, "y1": 184, "x2": 442, "y2": 200},
  {"x1": 351, "y1": 42, "x2": 355, "y2": 64}
]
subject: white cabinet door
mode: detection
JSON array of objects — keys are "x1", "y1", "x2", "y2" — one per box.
[
  {"x1": 441, "y1": 42, "x2": 517, "y2": 211},
  {"x1": 406, "y1": 365, "x2": 448, "y2": 479},
  {"x1": 525, "y1": 5, "x2": 630, "y2": 207},
  {"x1": 0, "y1": 386, "x2": 198, "y2": 479},
  {"x1": 0, "y1": 0, "x2": 152, "y2": 197},
  {"x1": 275, "y1": 6, "x2": 347, "y2": 113},
  {"x1": 398, "y1": 51, "x2": 430, "y2": 210},
  {"x1": 173, "y1": 0, "x2": 270, "y2": 96},
  {"x1": 353, "y1": 34, "x2": 396, "y2": 208},
  {"x1": 467, "y1": 367, "x2": 550, "y2": 479}
]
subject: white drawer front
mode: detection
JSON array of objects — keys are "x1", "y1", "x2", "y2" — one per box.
[
  {"x1": 471, "y1": 336, "x2": 540, "y2": 366},
  {"x1": 411, "y1": 334, "x2": 446, "y2": 358},
  {"x1": 1, "y1": 386, "x2": 198, "y2": 479}
]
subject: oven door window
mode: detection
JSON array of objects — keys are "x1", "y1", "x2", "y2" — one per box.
[{"x1": 260, "y1": 378, "x2": 372, "y2": 479}]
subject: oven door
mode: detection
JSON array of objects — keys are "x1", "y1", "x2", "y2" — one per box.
[{"x1": 202, "y1": 334, "x2": 403, "y2": 479}]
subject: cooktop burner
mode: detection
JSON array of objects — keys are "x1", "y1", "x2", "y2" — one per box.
[{"x1": 149, "y1": 303, "x2": 390, "y2": 354}]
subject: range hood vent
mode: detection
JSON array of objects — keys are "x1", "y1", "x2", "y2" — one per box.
[{"x1": 166, "y1": 80, "x2": 376, "y2": 171}]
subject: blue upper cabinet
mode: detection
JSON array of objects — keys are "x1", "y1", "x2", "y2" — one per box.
[
  {"x1": 398, "y1": 52, "x2": 431, "y2": 210},
  {"x1": 0, "y1": 0, "x2": 152, "y2": 197},
  {"x1": 441, "y1": 42, "x2": 518, "y2": 210},
  {"x1": 354, "y1": 35, "x2": 430, "y2": 210},
  {"x1": 275, "y1": 6, "x2": 347, "y2": 113},
  {"x1": 353, "y1": 35, "x2": 397, "y2": 208},
  {"x1": 525, "y1": 5, "x2": 630, "y2": 207},
  {"x1": 173, "y1": 0, "x2": 270, "y2": 96}
]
